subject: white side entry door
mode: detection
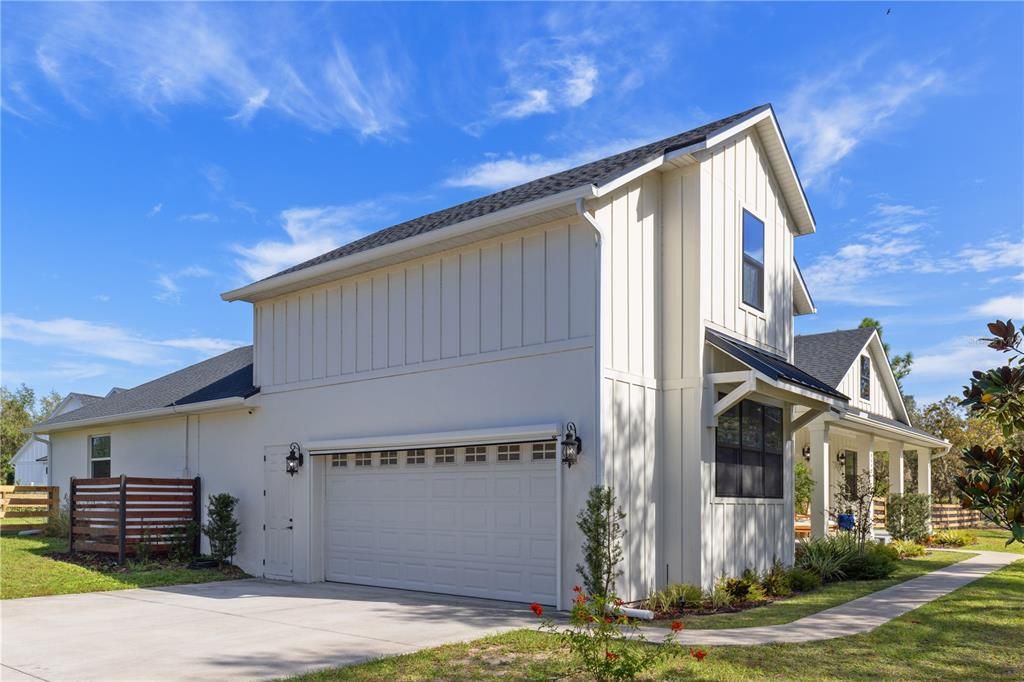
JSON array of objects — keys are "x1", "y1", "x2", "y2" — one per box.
[{"x1": 264, "y1": 446, "x2": 294, "y2": 579}]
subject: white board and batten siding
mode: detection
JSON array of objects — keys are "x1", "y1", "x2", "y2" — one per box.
[
  {"x1": 835, "y1": 339, "x2": 899, "y2": 420},
  {"x1": 253, "y1": 221, "x2": 596, "y2": 391},
  {"x1": 592, "y1": 176, "x2": 659, "y2": 601},
  {"x1": 698, "y1": 130, "x2": 797, "y2": 585}
]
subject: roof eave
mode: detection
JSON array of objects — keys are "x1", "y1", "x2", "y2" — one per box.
[
  {"x1": 27, "y1": 394, "x2": 260, "y2": 435},
  {"x1": 222, "y1": 183, "x2": 599, "y2": 303}
]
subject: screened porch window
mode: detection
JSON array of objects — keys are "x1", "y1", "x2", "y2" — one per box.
[
  {"x1": 89, "y1": 435, "x2": 111, "y2": 478},
  {"x1": 742, "y1": 210, "x2": 765, "y2": 310},
  {"x1": 715, "y1": 399, "x2": 783, "y2": 498}
]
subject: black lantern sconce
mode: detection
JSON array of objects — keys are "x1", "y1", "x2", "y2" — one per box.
[
  {"x1": 801, "y1": 445, "x2": 811, "y2": 461},
  {"x1": 836, "y1": 450, "x2": 846, "y2": 466},
  {"x1": 286, "y1": 442, "x2": 304, "y2": 476},
  {"x1": 561, "y1": 422, "x2": 582, "y2": 468}
]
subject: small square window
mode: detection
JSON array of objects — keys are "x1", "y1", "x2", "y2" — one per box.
[
  {"x1": 497, "y1": 444, "x2": 521, "y2": 462},
  {"x1": 405, "y1": 449, "x2": 426, "y2": 465},
  {"x1": 464, "y1": 446, "x2": 487, "y2": 463},
  {"x1": 434, "y1": 447, "x2": 455, "y2": 464},
  {"x1": 532, "y1": 441, "x2": 556, "y2": 460},
  {"x1": 354, "y1": 452, "x2": 373, "y2": 467},
  {"x1": 330, "y1": 454, "x2": 348, "y2": 467},
  {"x1": 380, "y1": 451, "x2": 398, "y2": 466}
]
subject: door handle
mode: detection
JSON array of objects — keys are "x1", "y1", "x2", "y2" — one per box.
[{"x1": 287, "y1": 526, "x2": 294, "y2": 530}]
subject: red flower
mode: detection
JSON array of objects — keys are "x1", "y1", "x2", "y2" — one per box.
[
  {"x1": 575, "y1": 594, "x2": 586, "y2": 605},
  {"x1": 573, "y1": 585, "x2": 582, "y2": 593},
  {"x1": 671, "y1": 620, "x2": 684, "y2": 632},
  {"x1": 690, "y1": 648, "x2": 707, "y2": 662},
  {"x1": 530, "y1": 602, "x2": 544, "y2": 617},
  {"x1": 606, "y1": 651, "x2": 619, "y2": 661},
  {"x1": 604, "y1": 616, "x2": 614, "y2": 624}
]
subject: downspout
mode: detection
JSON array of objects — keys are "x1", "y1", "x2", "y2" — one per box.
[{"x1": 576, "y1": 196, "x2": 604, "y2": 487}]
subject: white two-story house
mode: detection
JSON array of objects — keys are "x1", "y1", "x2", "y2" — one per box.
[{"x1": 32, "y1": 104, "x2": 947, "y2": 609}]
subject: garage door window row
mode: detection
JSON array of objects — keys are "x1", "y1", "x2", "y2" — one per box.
[{"x1": 328, "y1": 442, "x2": 558, "y2": 469}]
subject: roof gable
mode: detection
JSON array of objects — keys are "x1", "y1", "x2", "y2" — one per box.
[{"x1": 224, "y1": 104, "x2": 815, "y2": 303}]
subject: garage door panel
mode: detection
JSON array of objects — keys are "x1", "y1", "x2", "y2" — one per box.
[{"x1": 325, "y1": 441, "x2": 557, "y2": 604}]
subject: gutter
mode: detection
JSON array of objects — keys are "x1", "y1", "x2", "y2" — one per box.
[
  {"x1": 223, "y1": 183, "x2": 599, "y2": 303},
  {"x1": 26, "y1": 395, "x2": 259, "y2": 435}
]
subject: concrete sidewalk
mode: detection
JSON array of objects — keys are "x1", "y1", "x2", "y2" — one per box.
[{"x1": 648, "y1": 549, "x2": 1019, "y2": 646}]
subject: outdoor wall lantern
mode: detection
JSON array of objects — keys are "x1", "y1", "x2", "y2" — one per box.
[
  {"x1": 836, "y1": 450, "x2": 847, "y2": 466},
  {"x1": 561, "y1": 422, "x2": 582, "y2": 468},
  {"x1": 286, "y1": 442, "x2": 304, "y2": 476},
  {"x1": 801, "y1": 445, "x2": 811, "y2": 460}
]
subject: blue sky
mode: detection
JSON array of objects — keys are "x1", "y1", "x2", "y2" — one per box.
[{"x1": 2, "y1": 2, "x2": 1022, "y2": 408}]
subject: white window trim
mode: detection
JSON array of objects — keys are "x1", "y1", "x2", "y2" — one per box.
[
  {"x1": 737, "y1": 200, "x2": 768, "y2": 319},
  {"x1": 88, "y1": 433, "x2": 111, "y2": 477}
]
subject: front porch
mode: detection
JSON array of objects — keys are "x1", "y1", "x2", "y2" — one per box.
[{"x1": 795, "y1": 410, "x2": 949, "y2": 538}]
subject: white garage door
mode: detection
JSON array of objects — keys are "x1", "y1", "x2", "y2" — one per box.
[{"x1": 324, "y1": 441, "x2": 557, "y2": 604}]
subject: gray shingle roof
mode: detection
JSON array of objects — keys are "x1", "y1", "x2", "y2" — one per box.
[
  {"x1": 706, "y1": 329, "x2": 848, "y2": 400},
  {"x1": 67, "y1": 392, "x2": 103, "y2": 405},
  {"x1": 264, "y1": 104, "x2": 770, "y2": 282},
  {"x1": 793, "y1": 328, "x2": 876, "y2": 389},
  {"x1": 38, "y1": 346, "x2": 257, "y2": 427}
]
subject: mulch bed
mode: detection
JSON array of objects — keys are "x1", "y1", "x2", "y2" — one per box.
[{"x1": 46, "y1": 550, "x2": 245, "y2": 576}]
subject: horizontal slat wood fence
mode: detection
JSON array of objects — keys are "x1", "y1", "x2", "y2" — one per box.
[
  {"x1": 931, "y1": 503, "x2": 989, "y2": 529},
  {"x1": 0, "y1": 485, "x2": 60, "y2": 532},
  {"x1": 69, "y1": 476, "x2": 200, "y2": 563}
]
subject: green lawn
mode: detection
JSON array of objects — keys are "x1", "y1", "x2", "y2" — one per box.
[
  {"x1": 290, "y1": 559, "x2": 1024, "y2": 681},
  {"x1": 648, "y1": 550, "x2": 967, "y2": 630},
  {"x1": 0, "y1": 535, "x2": 247, "y2": 600},
  {"x1": 964, "y1": 528, "x2": 1024, "y2": 555}
]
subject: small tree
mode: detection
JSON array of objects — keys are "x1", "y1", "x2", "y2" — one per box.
[
  {"x1": 576, "y1": 486, "x2": 626, "y2": 598},
  {"x1": 886, "y1": 493, "x2": 931, "y2": 542},
  {"x1": 957, "y1": 319, "x2": 1024, "y2": 545},
  {"x1": 831, "y1": 470, "x2": 885, "y2": 549},
  {"x1": 794, "y1": 460, "x2": 814, "y2": 515},
  {"x1": 203, "y1": 493, "x2": 240, "y2": 566}
]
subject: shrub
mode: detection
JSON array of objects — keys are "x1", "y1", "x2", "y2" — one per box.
[
  {"x1": 645, "y1": 583, "x2": 703, "y2": 612},
  {"x1": 203, "y1": 493, "x2": 240, "y2": 566},
  {"x1": 930, "y1": 529, "x2": 976, "y2": 547},
  {"x1": 886, "y1": 493, "x2": 932, "y2": 541},
  {"x1": 794, "y1": 460, "x2": 814, "y2": 515},
  {"x1": 169, "y1": 520, "x2": 201, "y2": 563},
  {"x1": 760, "y1": 560, "x2": 793, "y2": 597},
  {"x1": 843, "y1": 543, "x2": 898, "y2": 580},
  {"x1": 795, "y1": 535, "x2": 857, "y2": 582},
  {"x1": 785, "y1": 567, "x2": 822, "y2": 592},
  {"x1": 709, "y1": 581, "x2": 733, "y2": 609},
  {"x1": 891, "y1": 540, "x2": 926, "y2": 558},
  {"x1": 721, "y1": 576, "x2": 751, "y2": 602},
  {"x1": 746, "y1": 583, "x2": 768, "y2": 604},
  {"x1": 576, "y1": 487, "x2": 626, "y2": 598},
  {"x1": 535, "y1": 589, "x2": 685, "y2": 680}
]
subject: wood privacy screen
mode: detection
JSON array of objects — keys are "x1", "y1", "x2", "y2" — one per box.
[
  {"x1": 0, "y1": 486, "x2": 60, "y2": 532},
  {"x1": 69, "y1": 476, "x2": 200, "y2": 563}
]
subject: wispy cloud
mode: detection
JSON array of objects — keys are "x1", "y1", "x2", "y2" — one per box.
[
  {"x1": 444, "y1": 138, "x2": 647, "y2": 191},
  {"x1": 2, "y1": 3, "x2": 409, "y2": 136},
  {"x1": 912, "y1": 336, "x2": 1000, "y2": 378},
  {"x1": 146, "y1": 203, "x2": 162, "y2": 218},
  {"x1": 154, "y1": 265, "x2": 212, "y2": 304},
  {"x1": 494, "y1": 54, "x2": 598, "y2": 121},
  {"x1": 178, "y1": 212, "x2": 219, "y2": 223},
  {"x1": 970, "y1": 295, "x2": 1024, "y2": 319},
  {"x1": 782, "y1": 52, "x2": 948, "y2": 187},
  {"x1": 231, "y1": 202, "x2": 389, "y2": 281},
  {"x1": 1, "y1": 314, "x2": 241, "y2": 366}
]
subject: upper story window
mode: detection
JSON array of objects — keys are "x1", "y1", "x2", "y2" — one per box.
[
  {"x1": 742, "y1": 210, "x2": 765, "y2": 311},
  {"x1": 715, "y1": 398, "x2": 783, "y2": 499},
  {"x1": 90, "y1": 435, "x2": 111, "y2": 478},
  {"x1": 860, "y1": 355, "x2": 871, "y2": 400}
]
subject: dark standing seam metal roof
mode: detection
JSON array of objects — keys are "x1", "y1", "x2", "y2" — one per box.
[
  {"x1": 37, "y1": 346, "x2": 257, "y2": 427},
  {"x1": 706, "y1": 329, "x2": 848, "y2": 400},
  {"x1": 793, "y1": 328, "x2": 876, "y2": 389},
  {"x1": 263, "y1": 104, "x2": 771, "y2": 282}
]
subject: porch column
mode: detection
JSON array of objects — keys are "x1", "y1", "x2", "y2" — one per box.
[
  {"x1": 809, "y1": 422, "x2": 830, "y2": 538},
  {"x1": 856, "y1": 433, "x2": 876, "y2": 531},
  {"x1": 918, "y1": 450, "x2": 932, "y2": 532},
  {"x1": 889, "y1": 444, "x2": 905, "y2": 496}
]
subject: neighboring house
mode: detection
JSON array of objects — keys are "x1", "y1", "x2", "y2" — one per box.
[
  {"x1": 13, "y1": 393, "x2": 102, "y2": 485},
  {"x1": 792, "y1": 329, "x2": 948, "y2": 536},
  {"x1": 30, "y1": 104, "x2": 947, "y2": 608}
]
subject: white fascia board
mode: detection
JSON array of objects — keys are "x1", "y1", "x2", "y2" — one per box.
[
  {"x1": 26, "y1": 396, "x2": 257, "y2": 434},
  {"x1": 793, "y1": 260, "x2": 816, "y2": 315},
  {"x1": 305, "y1": 423, "x2": 562, "y2": 454},
  {"x1": 222, "y1": 184, "x2": 597, "y2": 303},
  {"x1": 592, "y1": 156, "x2": 666, "y2": 198},
  {"x1": 840, "y1": 411, "x2": 949, "y2": 451}
]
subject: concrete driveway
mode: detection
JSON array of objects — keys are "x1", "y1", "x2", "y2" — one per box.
[{"x1": 1, "y1": 579, "x2": 539, "y2": 681}]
